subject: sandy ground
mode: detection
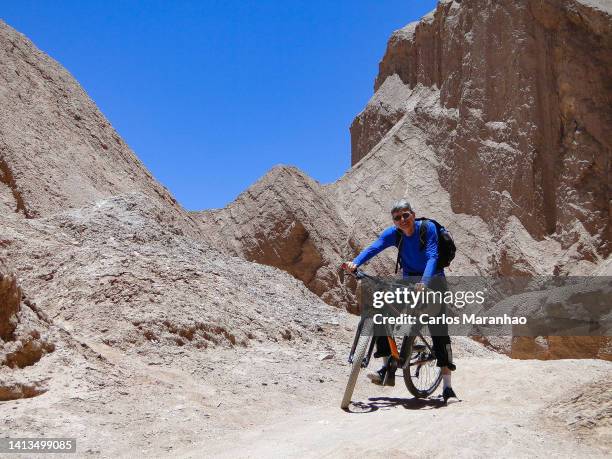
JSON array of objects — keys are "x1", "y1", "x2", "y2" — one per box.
[
  {"x1": 195, "y1": 358, "x2": 611, "y2": 458},
  {"x1": 2, "y1": 324, "x2": 610, "y2": 458}
]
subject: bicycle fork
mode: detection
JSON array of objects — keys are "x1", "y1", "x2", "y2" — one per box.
[{"x1": 348, "y1": 319, "x2": 376, "y2": 368}]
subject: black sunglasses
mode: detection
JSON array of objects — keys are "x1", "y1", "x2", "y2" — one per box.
[{"x1": 393, "y1": 212, "x2": 412, "y2": 222}]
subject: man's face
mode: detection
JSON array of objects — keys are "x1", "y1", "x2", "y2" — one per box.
[{"x1": 392, "y1": 208, "x2": 415, "y2": 233}]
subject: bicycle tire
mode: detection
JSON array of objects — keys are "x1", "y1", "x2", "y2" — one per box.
[
  {"x1": 401, "y1": 335, "x2": 442, "y2": 398},
  {"x1": 340, "y1": 318, "x2": 373, "y2": 409}
]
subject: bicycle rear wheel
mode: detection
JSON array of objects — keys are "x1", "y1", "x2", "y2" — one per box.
[
  {"x1": 340, "y1": 318, "x2": 373, "y2": 409},
  {"x1": 401, "y1": 334, "x2": 442, "y2": 398}
]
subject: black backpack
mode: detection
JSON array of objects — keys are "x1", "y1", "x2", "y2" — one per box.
[{"x1": 394, "y1": 218, "x2": 456, "y2": 274}]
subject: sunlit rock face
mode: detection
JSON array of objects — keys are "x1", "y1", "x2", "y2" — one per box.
[{"x1": 351, "y1": 0, "x2": 611, "y2": 264}]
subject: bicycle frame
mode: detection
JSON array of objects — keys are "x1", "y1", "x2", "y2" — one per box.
[{"x1": 348, "y1": 316, "x2": 436, "y2": 370}]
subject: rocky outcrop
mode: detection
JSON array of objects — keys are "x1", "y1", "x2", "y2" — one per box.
[
  {"x1": 351, "y1": 0, "x2": 611, "y2": 264},
  {"x1": 0, "y1": 375, "x2": 49, "y2": 401},
  {"x1": 480, "y1": 277, "x2": 612, "y2": 360},
  {"x1": 191, "y1": 1, "x2": 611, "y2": 319},
  {"x1": 339, "y1": 0, "x2": 611, "y2": 360},
  {"x1": 512, "y1": 336, "x2": 612, "y2": 360},
  {"x1": 195, "y1": 166, "x2": 359, "y2": 308},
  {"x1": 0, "y1": 258, "x2": 20, "y2": 340},
  {"x1": 0, "y1": 21, "x2": 203, "y2": 239},
  {"x1": 0, "y1": 19, "x2": 345, "y2": 356},
  {"x1": 350, "y1": 75, "x2": 411, "y2": 166},
  {"x1": 0, "y1": 258, "x2": 54, "y2": 400},
  {"x1": 0, "y1": 0, "x2": 608, "y2": 412},
  {"x1": 0, "y1": 258, "x2": 53, "y2": 369},
  {"x1": 1, "y1": 192, "x2": 342, "y2": 354}
]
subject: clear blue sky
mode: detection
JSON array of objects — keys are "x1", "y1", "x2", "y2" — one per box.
[{"x1": 2, "y1": 1, "x2": 437, "y2": 210}]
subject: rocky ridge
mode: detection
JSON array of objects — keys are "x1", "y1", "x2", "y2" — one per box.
[
  {"x1": 194, "y1": 166, "x2": 358, "y2": 309},
  {"x1": 0, "y1": 20, "x2": 203, "y2": 240}
]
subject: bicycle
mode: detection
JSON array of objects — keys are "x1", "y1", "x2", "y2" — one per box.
[{"x1": 340, "y1": 267, "x2": 442, "y2": 410}]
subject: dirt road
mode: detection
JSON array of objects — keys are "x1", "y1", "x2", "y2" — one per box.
[
  {"x1": 194, "y1": 357, "x2": 611, "y2": 458},
  {"x1": 2, "y1": 330, "x2": 610, "y2": 458}
]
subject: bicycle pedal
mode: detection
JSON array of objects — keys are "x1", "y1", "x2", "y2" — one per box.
[{"x1": 373, "y1": 350, "x2": 391, "y2": 359}]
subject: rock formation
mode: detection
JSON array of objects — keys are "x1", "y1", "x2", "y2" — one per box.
[
  {"x1": 2, "y1": 192, "x2": 341, "y2": 353},
  {"x1": 483, "y1": 277, "x2": 612, "y2": 360},
  {"x1": 0, "y1": 257, "x2": 20, "y2": 341},
  {"x1": 0, "y1": 258, "x2": 54, "y2": 400},
  {"x1": 0, "y1": 20, "x2": 203, "y2": 239},
  {"x1": 351, "y1": 0, "x2": 611, "y2": 266},
  {"x1": 194, "y1": 166, "x2": 359, "y2": 309}
]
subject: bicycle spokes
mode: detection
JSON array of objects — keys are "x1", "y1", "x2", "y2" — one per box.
[{"x1": 402, "y1": 334, "x2": 442, "y2": 397}]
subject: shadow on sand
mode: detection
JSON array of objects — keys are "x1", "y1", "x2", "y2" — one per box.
[{"x1": 345, "y1": 396, "x2": 454, "y2": 413}]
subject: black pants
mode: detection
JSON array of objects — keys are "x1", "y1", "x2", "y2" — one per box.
[{"x1": 375, "y1": 276, "x2": 456, "y2": 371}]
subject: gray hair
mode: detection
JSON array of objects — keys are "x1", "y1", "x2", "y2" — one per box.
[{"x1": 390, "y1": 199, "x2": 414, "y2": 214}]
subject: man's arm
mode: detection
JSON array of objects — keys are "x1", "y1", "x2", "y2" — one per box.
[
  {"x1": 421, "y1": 221, "x2": 439, "y2": 285},
  {"x1": 352, "y1": 227, "x2": 397, "y2": 268}
]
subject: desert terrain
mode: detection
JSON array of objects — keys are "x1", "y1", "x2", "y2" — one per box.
[{"x1": 1, "y1": 0, "x2": 611, "y2": 457}]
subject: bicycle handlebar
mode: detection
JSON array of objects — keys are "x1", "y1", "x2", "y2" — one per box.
[
  {"x1": 341, "y1": 263, "x2": 423, "y2": 289},
  {"x1": 340, "y1": 263, "x2": 372, "y2": 280}
]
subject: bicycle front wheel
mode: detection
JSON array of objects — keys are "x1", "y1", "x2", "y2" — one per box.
[
  {"x1": 340, "y1": 318, "x2": 373, "y2": 409},
  {"x1": 401, "y1": 334, "x2": 442, "y2": 398}
]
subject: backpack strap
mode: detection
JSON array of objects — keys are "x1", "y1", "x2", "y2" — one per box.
[
  {"x1": 417, "y1": 218, "x2": 428, "y2": 251},
  {"x1": 394, "y1": 229, "x2": 403, "y2": 274}
]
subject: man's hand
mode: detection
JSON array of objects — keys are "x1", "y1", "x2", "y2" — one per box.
[
  {"x1": 342, "y1": 261, "x2": 358, "y2": 273},
  {"x1": 415, "y1": 282, "x2": 427, "y2": 292}
]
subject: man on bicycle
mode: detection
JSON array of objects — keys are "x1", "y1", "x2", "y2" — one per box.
[{"x1": 343, "y1": 199, "x2": 458, "y2": 403}]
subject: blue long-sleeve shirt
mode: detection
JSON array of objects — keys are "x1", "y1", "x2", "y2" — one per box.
[{"x1": 353, "y1": 221, "x2": 442, "y2": 284}]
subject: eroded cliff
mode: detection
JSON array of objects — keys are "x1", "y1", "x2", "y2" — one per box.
[{"x1": 352, "y1": 0, "x2": 611, "y2": 265}]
